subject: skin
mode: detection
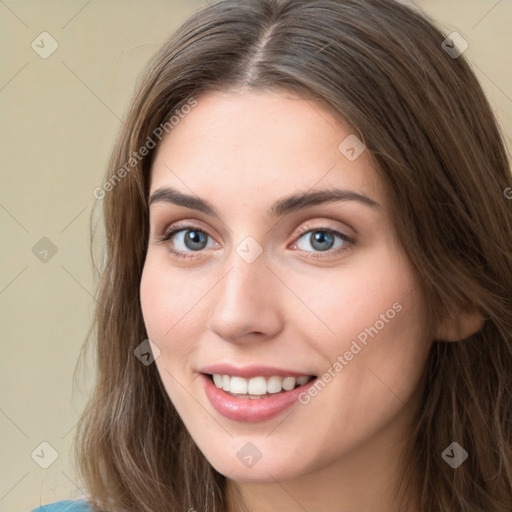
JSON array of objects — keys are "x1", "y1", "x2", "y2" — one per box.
[{"x1": 140, "y1": 88, "x2": 433, "y2": 512}]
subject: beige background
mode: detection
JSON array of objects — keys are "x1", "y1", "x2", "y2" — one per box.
[{"x1": 1, "y1": 1, "x2": 511, "y2": 511}]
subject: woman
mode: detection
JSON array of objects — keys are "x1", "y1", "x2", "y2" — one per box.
[{"x1": 32, "y1": 0, "x2": 512, "y2": 510}]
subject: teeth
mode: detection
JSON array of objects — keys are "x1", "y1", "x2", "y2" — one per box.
[
  {"x1": 213, "y1": 374, "x2": 223, "y2": 388},
  {"x1": 267, "y1": 376, "x2": 282, "y2": 394},
  {"x1": 282, "y1": 377, "x2": 296, "y2": 390},
  {"x1": 211, "y1": 374, "x2": 313, "y2": 396},
  {"x1": 296, "y1": 375, "x2": 309, "y2": 386},
  {"x1": 248, "y1": 376, "x2": 267, "y2": 395},
  {"x1": 229, "y1": 376, "x2": 248, "y2": 394}
]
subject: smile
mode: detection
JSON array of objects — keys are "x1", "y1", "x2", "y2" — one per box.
[
  {"x1": 199, "y1": 366, "x2": 318, "y2": 422},
  {"x1": 210, "y1": 374, "x2": 314, "y2": 398}
]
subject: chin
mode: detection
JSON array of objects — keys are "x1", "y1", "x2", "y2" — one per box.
[{"x1": 203, "y1": 446, "x2": 314, "y2": 483}]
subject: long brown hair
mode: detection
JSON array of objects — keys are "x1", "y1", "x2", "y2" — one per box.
[{"x1": 74, "y1": 1, "x2": 512, "y2": 510}]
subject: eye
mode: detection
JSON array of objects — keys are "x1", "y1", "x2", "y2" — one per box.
[
  {"x1": 157, "y1": 221, "x2": 354, "y2": 260},
  {"x1": 157, "y1": 223, "x2": 218, "y2": 259},
  {"x1": 291, "y1": 223, "x2": 354, "y2": 259}
]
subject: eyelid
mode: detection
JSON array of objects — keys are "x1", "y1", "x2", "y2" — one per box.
[
  {"x1": 157, "y1": 221, "x2": 216, "y2": 248},
  {"x1": 293, "y1": 221, "x2": 355, "y2": 243}
]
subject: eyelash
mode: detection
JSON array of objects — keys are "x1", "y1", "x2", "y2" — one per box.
[{"x1": 156, "y1": 221, "x2": 355, "y2": 260}]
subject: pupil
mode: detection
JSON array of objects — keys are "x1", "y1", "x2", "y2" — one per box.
[
  {"x1": 311, "y1": 231, "x2": 334, "y2": 251},
  {"x1": 185, "y1": 230, "x2": 207, "y2": 250}
]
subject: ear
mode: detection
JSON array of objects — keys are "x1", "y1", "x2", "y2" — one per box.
[{"x1": 434, "y1": 306, "x2": 486, "y2": 342}]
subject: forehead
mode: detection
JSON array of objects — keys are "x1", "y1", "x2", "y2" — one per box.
[{"x1": 149, "y1": 89, "x2": 382, "y2": 208}]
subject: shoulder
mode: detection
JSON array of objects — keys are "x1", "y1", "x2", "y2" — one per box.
[{"x1": 31, "y1": 499, "x2": 95, "y2": 512}]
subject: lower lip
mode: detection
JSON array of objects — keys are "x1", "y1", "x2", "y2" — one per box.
[{"x1": 201, "y1": 374, "x2": 316, "y2": 423}]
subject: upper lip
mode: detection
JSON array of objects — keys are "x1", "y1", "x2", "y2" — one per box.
[{"x1": 199, "y1": 363, "x2": 316, "y2": 379}]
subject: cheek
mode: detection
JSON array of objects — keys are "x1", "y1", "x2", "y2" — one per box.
[
  {"x1": 140, "y1": 254, "x2": 213, "y2": 369},
  {"x1": 140, "y1": 258, "x2": 198, "y2": 413},
  {"x1": 289, "y1": 245, "x2": 425, "y2": 358},
  {"x1": 290, "y1": 247, "x2": 430, "y2": 414},
  {"x1": 140, "y1": 256, "x2": 187, "y2": 358},
  {"x1": 140, "y1": 258, "x2": 168, "y2": 340},
  {"x1": 140, "y1": 252, "x2": 192, "y2": 335}
]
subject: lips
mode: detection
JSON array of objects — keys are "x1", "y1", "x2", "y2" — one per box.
[{"x1": 199, "y1": 364, "x2": 317, "y2": 422}]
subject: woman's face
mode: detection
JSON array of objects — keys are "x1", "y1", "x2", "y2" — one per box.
[{"x1": 140, "y1": 88, "x2": 432, "y2": 483}]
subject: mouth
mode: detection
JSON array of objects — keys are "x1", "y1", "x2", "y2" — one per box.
[
  {"x1": 200, "y1": 369, "x2": 318, "y2": 422},
  {"x1": 205, "y1": 373, "x2": 317, "y2": 399},
  {"x1": 198, "y1": 363, "x2": 319, "y2": 422}
]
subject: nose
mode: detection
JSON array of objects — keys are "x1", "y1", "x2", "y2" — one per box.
[{"x1": 206, "y1": 247, "x2": 284, "y2": 344}]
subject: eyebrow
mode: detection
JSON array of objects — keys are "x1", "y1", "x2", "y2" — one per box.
[{"x1": 148, "y1": 186, "x2": 380, "y2": 218}]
